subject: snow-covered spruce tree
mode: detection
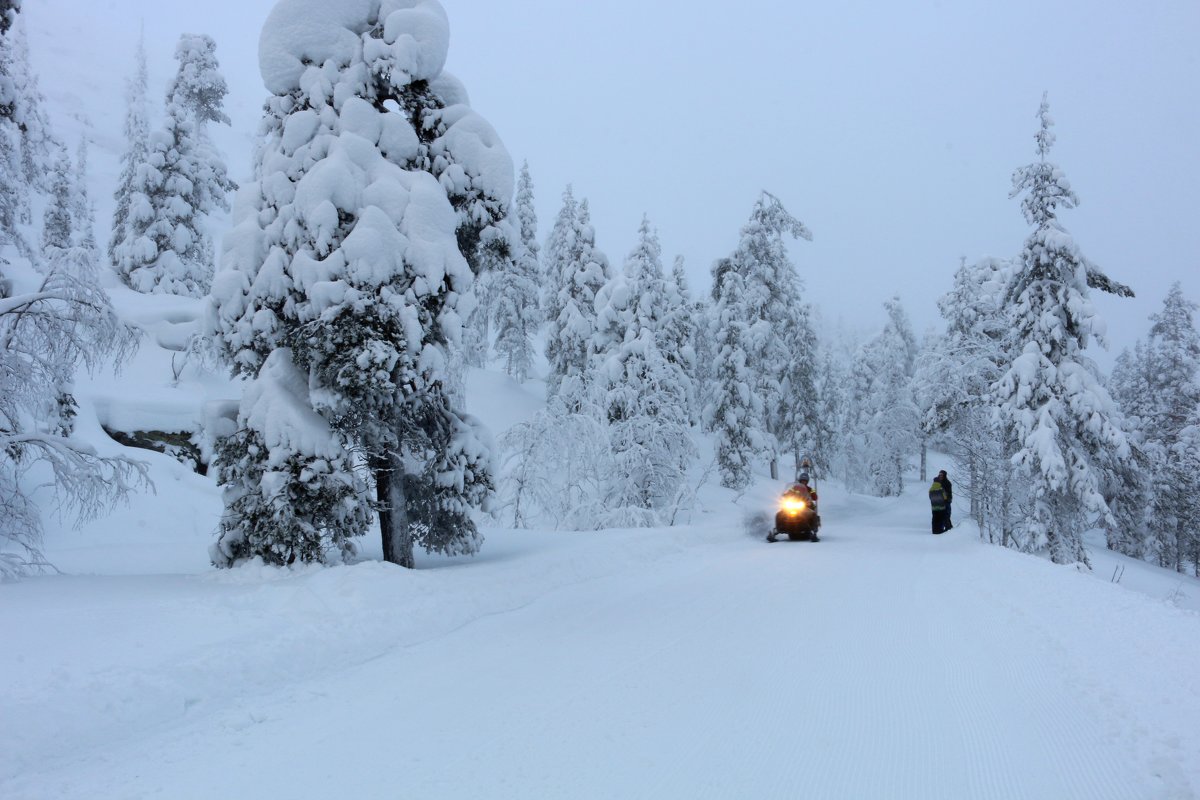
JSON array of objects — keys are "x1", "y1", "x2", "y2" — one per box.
[
  {"x1": 460, "y1": 226, "x2": 509, "y2": 371},
  {"x1": 211, "y1": 0, "x2": 512, "y2": 568},
  {"x1": 776, "y1": 295, "x2": 825, "y2": 477},
  {"x1": 1172, "y1": 407, "x2": 1200, "y2": 575},
  {"x1": 914, "y1": 256, "x2": 1020, "y2": 540},
  {"x1": 661, "y1": 255, "x2": 698, "y2": 424},
  {"x1": 1, "y1": 12, "x2": 48, "y2": 239},
  {"x1": 1109, "y1": 342, "x2": 1154, "y2": 430},
  {"x1": 838, "y1": 343, "x2": 874, "y2": 492},
  {"x1": 6, "y1": 19, "x2": 52, "y2": 200},
  {"x1": 0, "y1": 0, "x2": 25, "y2": 238},
  {"x1": 108, "y1": 33, "x2": 150, "y2": 272},
  {"x1": 39, "y1": 149, "x2": 83, "y2": 433},
  {"x1": 117, "y1": 34, "x2": 235, "y2": 296},
  {"x1": 115, "y1": 98, "x2": 207, "y2": 294},
  {"x1": 1113, "y1": 283, "x2": 1200, "y2": 571},
  {"x1": 169, "y1": 33, "x2": 231, "y2": 129},
  {"x1": 167, "y1": 34, "x2": 235, "y2": 235},
  {"x1": 0, "y1": 21, "x2": 21, "y2": 242},
  {"x1": 706, "y1": 266, "x2": 761, "y2": 490},
  {"x1": 211, "y1": 349, "x2": 371, "y2": 567},
  {"x1": 1, "y1": 119, "x2": 144, "y2": 577},
  {"x1": 728, "y1": 191, "x2": 814, "y2": 479},
  {"x1": 41, "y1": 147, "x2": 73, "y2": 254},
  {"x1": 851, "y1": 298, "x2": 920, "y2": 496},
  {"x1": 71, "y1": 136, "x2": 97, "y2": 252},
  {"x1": 491, "y1": 160, "x2": 541, "y2": 381},
  {"x1": 691, "y1": 293, "x2": 717, "y2": 431},
  {"x1": 811, "y1": 350, "x2": 845, "y2": 479},
  {"x1": 544, "y1": 195, "x2": 608, "y2": 405},
  {"x1": 459, "y1": 268, "x2": 492, "y2": 368},
  {"x1": 993, "y1": 93, "x2": 1134, "y2": 566},
  {"x1": 590, "y1": 217, "x2": 695, "y2": 524},
  {"x1": 541, "y1": 184, "x2": 576, "y2": 307}
]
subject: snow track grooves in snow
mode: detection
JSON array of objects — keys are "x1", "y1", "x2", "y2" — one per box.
[{"x1": 4, "y1": 496, "x2": 1198, "y2": 798}]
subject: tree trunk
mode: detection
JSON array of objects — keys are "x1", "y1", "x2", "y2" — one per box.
[
  {"x1": 919, "y1": 441, "x2": 927, "y2": 482},
  {"x1": 769, "y1": 456, "x2": 778, "y2": 481},
  {"x1": 372, "y1": 451, "x2": 413, "y2": 568}
]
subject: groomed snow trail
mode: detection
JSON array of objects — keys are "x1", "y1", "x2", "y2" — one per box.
[{"x1": 2, "y1": 485, "x2": 1197, "y2": 799}]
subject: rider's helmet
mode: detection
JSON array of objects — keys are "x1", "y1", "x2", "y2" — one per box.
[{"x1": 798, "y1": 472, "x2": 810, "y2": 483}]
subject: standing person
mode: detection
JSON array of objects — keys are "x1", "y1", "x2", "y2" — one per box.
[
  {"x1": 928, "y1": 477, "x2": 949, "y2": 534},
  {"x1": 937, "y1": 470, "x2": 953, "y2": 530}
]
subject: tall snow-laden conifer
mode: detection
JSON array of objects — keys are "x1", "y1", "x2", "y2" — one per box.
[
  {"x1": 993, "y1": 93, "x2": 1133, "y2": 565},
  {"x1": 590, "y1": 217, "x2": 694, "y2": 523},
  {"x1": 776, "y1": 294, "x2": 824, "y2": 477},
  {"x1": 167, "y1": 34, "x2": 235, "y2": 224},
  {"x1": 492, "y1": 161, "x2": 541, "y2": 381},
  {"x1": 661, "y1": 255, "x2": 698, "y2": 424},
  {"x1": 542, "y1": 184, "x2": 575, "y2": 307},
  {"x1": 71, "y1": 136, "x2": 97, "y2": 252},
  {"x1": 544, "y1": 195, "x2": 608, "y2": 404},
  {"x1": 211, "y1": 0, "x2": 513, "y2": 568},
  {"x1": 706, "y1": 266, "x2": 760, "y2": 490},
  {"x1": 727, "y1": 192, "x2": 813, "y2": 478},
  {"x1": 109, "y1": 33, "x2": 150, "y2": 272},
  {"x1": 1112, "y1": 283, "x2": 1200, "y2": 571},
  {"x1": 860, "y1": 298, "x2": 920, "y2": 496},
  {"x1": 117, "y1": 34, "x2": 234, "y2": 296},
  {"x1": 1173, "y1": 407, "x2": 1200, "y2": 574},
  {"x1": 692, "y1": 294, "x2": 717, "y2": 428},
  {"x1": 0, "y1": 0, "x2": 21, "y2": 240},
  {"x1": 41, "y1": 148, "x2": 72, "y2": 253},
  {"x1": 7, "y1": 19, "x2": 52, "y2": 198},
  {"x1": 1, "y1": 13, "x2": 51, "y2": 240}
]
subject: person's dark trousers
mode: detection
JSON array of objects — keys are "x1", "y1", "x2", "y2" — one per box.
[
  {"x1": 932, "y1": 510, "x2": 948, "y2": 534},
  {"x1": 945, "y1": 502, "x2": 952, "y2": 529}
]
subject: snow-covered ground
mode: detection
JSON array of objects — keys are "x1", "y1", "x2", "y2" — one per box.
[{"x1": 4, "y1": 449, "x2": 1199, "y2": 798}]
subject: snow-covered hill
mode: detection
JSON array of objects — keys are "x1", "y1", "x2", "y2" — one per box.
[{"x1": 3, "y1": 471, "x2": 1199, "y2": 799}]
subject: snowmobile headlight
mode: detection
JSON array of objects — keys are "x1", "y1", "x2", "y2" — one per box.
[{"x1": 781, "y1": 497, "x2": 806, "y2": 514}]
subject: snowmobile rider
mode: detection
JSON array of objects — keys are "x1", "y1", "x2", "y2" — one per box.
[{"x1": 788, "y1": 473, "x2": 818, "y2": 509}]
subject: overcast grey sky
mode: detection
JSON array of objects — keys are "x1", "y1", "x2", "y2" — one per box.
[{"x1": 30, "y1": 0, "x2": 1200, "y2": 359}]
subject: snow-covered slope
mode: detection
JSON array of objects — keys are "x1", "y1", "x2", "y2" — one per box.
[{"x1": 4, "y1": 473, "x2": 1200, "y2": 799}]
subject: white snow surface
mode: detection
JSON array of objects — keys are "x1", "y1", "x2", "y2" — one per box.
[
  {"x1": 259, "y1": 0, "x2": 449, "y2": 95},
  {"x1": 3, "y1": 424, "x2": 1199, "y2": 798}
]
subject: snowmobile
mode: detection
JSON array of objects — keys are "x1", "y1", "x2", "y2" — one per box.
[{"x1": 767, "y1": 485, "x2": 821, "y2": 542}]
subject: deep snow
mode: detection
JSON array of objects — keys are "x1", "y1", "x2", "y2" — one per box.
[{"x1": 3, "y1": 449, "x2": 1200, "y2": 798}]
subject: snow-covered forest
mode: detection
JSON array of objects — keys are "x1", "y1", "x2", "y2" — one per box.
[
  {"x1": 4, "y1": 1, "x2": 1197, "y2": 577},
  {"x1": 3, "y1": 0, "x2": 1199, "y2": 796}
]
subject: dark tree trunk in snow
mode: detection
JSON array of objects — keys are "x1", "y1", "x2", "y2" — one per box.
[
  {"x1": 372, "y1": 452, "x2": 413, "y2": 568},
  {"x1": 920, "y1": 441, "x2": 927, "y2": 482}
]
